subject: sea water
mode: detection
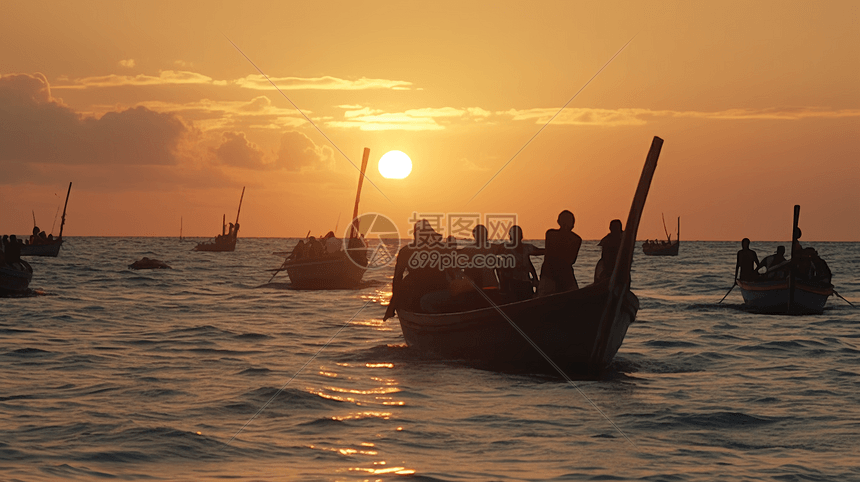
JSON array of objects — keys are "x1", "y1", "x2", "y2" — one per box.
[{"x1": 1, "y1": 238, "x2": 858, "y2": 481}]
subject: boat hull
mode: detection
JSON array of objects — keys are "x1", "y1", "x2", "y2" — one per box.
[
  {"x1": 0, "y1": 260, "x2": 33, "y2": 293},
  {"x1": 397, "y1": 282, "x2": 639, "y2": 374},
  {"x1": 20, "y1": 241, "x2": 63, "y2": 257},
  {"x1": 285, "y1": 252, "x2": 367, "y2": 289},
  {"x1": 642, "y1": 241, "x2": 678, "y2": 256},
  {"x1": 737, "y1": 278, "x2": 832, "y2": 314},
  {"x1": 193, "y1": 238, "x2": 236, "y2": 252}
]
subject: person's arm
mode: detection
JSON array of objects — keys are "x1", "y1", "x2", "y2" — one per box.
[{"x1": 734, "y1": 252, "x2": 741, "y2": 280}]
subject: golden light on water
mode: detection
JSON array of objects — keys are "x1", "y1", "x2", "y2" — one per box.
[{"x1": 377, "y1": 150, "x2": 412, "y2": 179}]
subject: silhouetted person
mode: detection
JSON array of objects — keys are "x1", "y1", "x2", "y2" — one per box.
[
  {"x1": 306, "y1": 236, "x2": 324, "y2": 258},
  {"x1": 734, "y1": 238, "x2": 760, "y2": 281},
  {"x1": 760, "y1": 246, "x2": 788, "y2": 278},
  {"x1": 384, "y1": 220, "x2": 448, "y2": 320},
  {"x1": 6, "y1": 235, "x2": 22, "y2": 264},
  {"x1": 595, "y1": 219, "x2": 623, "y2": 283},
  {"x1": 497, "y1": 225, "x2": 542, "y2": 300},
  {"x1": 286, "y1": 239, "x2": 306, "y2": 262},
  {"x1": 323, "y1": 231, "x2": 341, "y2": 254},
  {"x1": 791, "y1": 227, "x2": 803, "y2": 260},
  {"x1": 538, "y1": 210, "x2": 582, "y2": 295},
  {"x1": 461, "y1": 224, "x2": 498, "y2": 289}
]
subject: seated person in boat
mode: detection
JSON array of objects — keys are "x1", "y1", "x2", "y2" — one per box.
[
  {"x1": 285, "y1": 239, "x2": 306, "y2": 262},
  {"x1": 538, "y1": 210, "x2": 582, "y2": 295},
  {"x1": 734, "y1": 238, "x2": 760, "y2": 281},
  {"x1": 496, "y1": 225, "x2": 543, "y2": 301},
  {"x1": 795, "y1": 247, "x2": 831, "y2": 284},
  {"x1": 322, "y1": 231, "x2": 342, "y2": 255},
  {"x1": 595, "y1": 219, "x2": 623, "y2": 283},
  {"x1": 759, "y1": 246, "x2": 788, "y2": 279},
  {"x1": 4, "y1": 235, "x2": 22, "y2": 265},
  {"x1": 385, "y1": 221, "x2": 449, "y2": 318},
  {"x1": 306, "y1": 236, "x2": 324, "y2": 258},
  {"x1": 460, "y1": 224, "x2": 499, "y2": 290}
]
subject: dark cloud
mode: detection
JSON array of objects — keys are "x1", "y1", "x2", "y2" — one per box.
[
  {"x1": 213, "y1": 131, "x2": 266, "y2": 168},
  {"x1": 275, "y1": 131, "x2": 333, "y2": 171},
  {"x1": 0, "y1": 73, "x2": 188, "y2": 165}
]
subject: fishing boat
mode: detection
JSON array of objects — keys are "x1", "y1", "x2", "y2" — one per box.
[
  {"x1": 20, "y1": 182, "x2": 72, "y2": 258},
  {"x1": 736, "y1": 205, "x2": 833, "y2": 315},
  {"x1": 273, "y1": 148, "x2": 370, "y2": 290},
  {"x1": 737, "y1": 278, "x2": 832, "y2": 315},
  {"x1": 392, "y1": 136, "x2": 664, "y2": 375},
  {"x1": 642, "y1": 215, "x2": 679, "y2": 256},
  {"x1": 0, "y1": 259, "x2": 33, "y2": 294},
  {"x1": 194, "y1": 187, "x2": 245, "y2": 252}
]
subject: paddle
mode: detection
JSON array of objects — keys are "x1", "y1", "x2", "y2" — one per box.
[
  {"x1": 267, "y1": 231, "x2": 312, "y2": 284},
  {"x1": 717, "y1": 281, "x2": 737, "y2": 304},
  {"x1": 833, "y1": 290, "x2": 857, "y2": 309}
]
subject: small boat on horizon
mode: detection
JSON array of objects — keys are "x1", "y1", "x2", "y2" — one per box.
[
  {"x1": 642, "y1": 214, "x2": 679, "y2": 256},
  {"x1": 20, "y1": 182, "x2": 72, "y2": 258},
  {"x1": 391, "y1": 136, "x2": 665, "y2": 376},
  {"x1": 194, "y1": 187, "x2": 245, "y2": 252}
]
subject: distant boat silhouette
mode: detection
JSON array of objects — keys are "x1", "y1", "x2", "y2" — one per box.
[
  {"x1": 273, "y1": 148, "x2": 370, "y2": 289},
  {"x1": 20, "y1": 182, "x2": 72, "y2": 258},
  {"x1": 393, "y1": 136, "x2": 664, "y2": 376},
  {"x1": 642, "y1": 215, "x2": 679, "y2": 256},
  {"x1": 194, "y1": 187, "x2": 245, "y2": 252},
  {"x1": 737, "y1": 205, "x2": 832, "y2": 314}
]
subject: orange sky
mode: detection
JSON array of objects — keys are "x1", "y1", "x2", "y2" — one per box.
[{"x1": 1, "y1": 1, "x2": 858, "y2": 241}]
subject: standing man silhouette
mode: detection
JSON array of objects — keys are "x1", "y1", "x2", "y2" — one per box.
[{"x1": 538, "y1": 210, "x2": 582, "y2": 295}]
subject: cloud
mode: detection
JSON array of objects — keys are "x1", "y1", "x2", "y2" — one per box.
[
  {"x1": 119, "y1": 59, "x2": 135, "y2": 68},
  {"x1": 329, "y1": 105, "x2": 492, "y2": 131},
  {"x1": 0, "y1": 73, "x2": 189, "y2": 165},
  {"x1": 275, "y1": 131, "x2": 334, "y2": 171},
  {"x1": 212, "y1": 132, "x2": 266, "y2": 169},
  {"x1": 234, "y1": 75, "x2": 412, "y2": 91},
  {"x1": 52, "y1": 70, "x2": 225, "y2": 89},
  {"x1": 500, "y1": 106, "x2": 860, "y2": 126}
]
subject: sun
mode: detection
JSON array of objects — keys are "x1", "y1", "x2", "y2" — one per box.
[{"x1": 378, "y1": 150, "x2": 412, "y2": 179}]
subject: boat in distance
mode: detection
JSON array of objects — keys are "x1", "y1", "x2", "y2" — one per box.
[
  {"x1": 20, "y1": 182, "x2": 72, "y2": 258},
  {"x1": 194, "y1": 187, "x2": 245, "y2": 252},
  {"x1": 394, "y1": 136, "x2": 664, "y2": 375},
  {"x1": 642, "y1": 215, "x2": 679, "y2": 256}
]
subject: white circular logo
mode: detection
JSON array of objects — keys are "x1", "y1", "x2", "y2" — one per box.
[{"x1": 343, "y1": 213, "x2": 401, "y2": 270}]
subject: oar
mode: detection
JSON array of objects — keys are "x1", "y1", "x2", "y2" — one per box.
[
  {"x1": 717, "y1": 281, "x2": 737, "y2": 304},
  {"x1": 267, "y1": 231, "x2": 312, "y2": 283},
  {"x1": 833, "y1": 290, "x2": 857, "y2": 309}
]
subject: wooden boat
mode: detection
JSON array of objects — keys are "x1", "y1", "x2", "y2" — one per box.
[
  {"x1": 20, "y1": 182, "x2": 71, "y2": 258},
  {"x1": 194, "y1": 187, "x2": 245, "y2": 252},
  {"x1": 393, "y1": 136, "x2": 664, "y2": 375},
  {"x1": 642, "y1": 215, "x2": 678, "y2": 256},
  {"x1": 737, "y1": 278, "x2": 832, "y2": 315},
  {"x1": 276, "y1": 149, "x2": 371, "y2": 289},
  {"x1": 0, "y1": 259, "x2": 33, "y2": 294},
  {"x1": 736, "y1": 205, "x2": 833, "y2": 315}
]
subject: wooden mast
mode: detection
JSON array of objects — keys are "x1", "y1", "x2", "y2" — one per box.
[
  {"x1": 235, "y1": 187, "x2": 245, "y2": 226},
  {"x1": 788, "y1": 204, "x2": 800, "y2": 313},
  {"x1": 58, "y1": 182, "x2": 72, "y2": 239},
  {"x1": 349, "y1": 148, "x2": 371, "y2": 239},
  {"x1": 590, "y1": 136, "x2": 663, "y2": 367}
]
